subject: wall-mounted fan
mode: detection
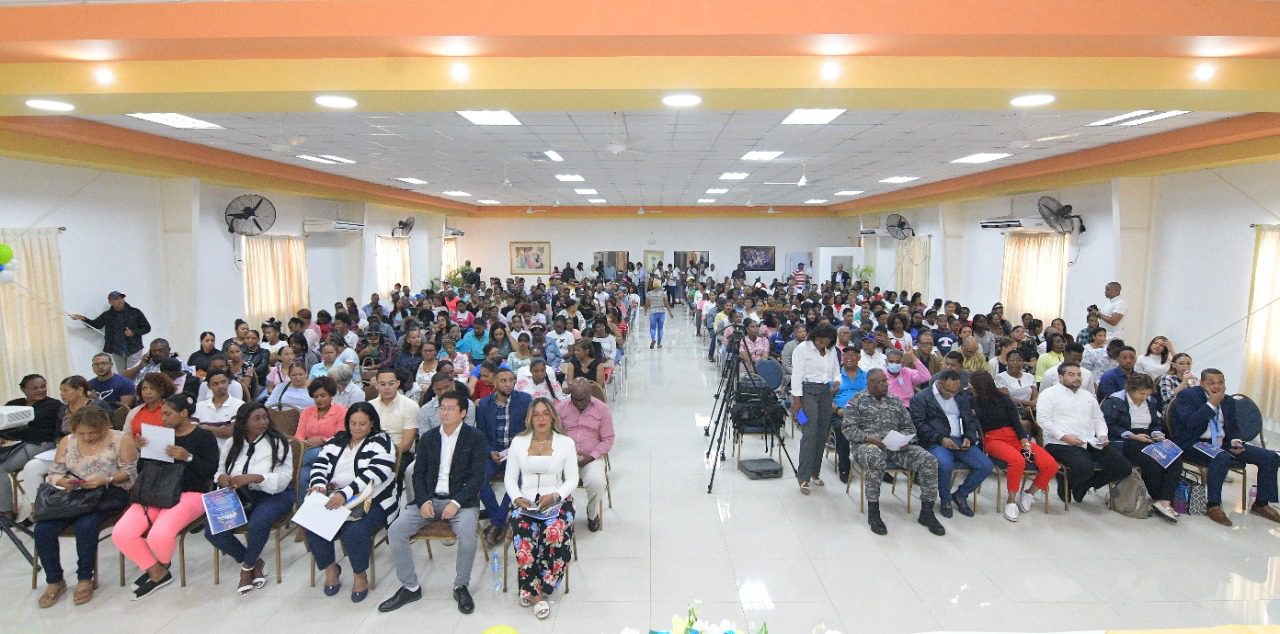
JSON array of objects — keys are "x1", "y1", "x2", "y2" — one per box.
[
  {"x1": 225, "y1": 194, "x2": 277, "y2": 236},
  {"x1": 1037, "y1": 196, "x2": 1087, "y2": 234},
  {"x1": 885, "y1": 213, "x2": 915, "y2": 240},
  {"x1": 392, "y1": 216, "x2": 415, "y2": 236}
]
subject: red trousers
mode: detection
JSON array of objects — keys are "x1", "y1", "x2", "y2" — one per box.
[{"x1": 983, "y1": 427, "x2": 1058, "y2": 493}]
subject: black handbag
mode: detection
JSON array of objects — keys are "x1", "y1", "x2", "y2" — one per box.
[
  {"x1": 33, "y1": 483, "x2": 104, "y2": 521},
  {"x1": 131, "y1": 461, "x2": 186, "y2": 509}
]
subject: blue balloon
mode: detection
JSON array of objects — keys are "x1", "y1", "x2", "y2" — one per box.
[{"x1": 0, "y1": 264, "x2": 5, "y2": 272}]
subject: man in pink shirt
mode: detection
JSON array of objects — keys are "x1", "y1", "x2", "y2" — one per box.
[
  {"x1": 884, "y1": 348, "x2": 932, "y2": 407},
  {"x1": 555, "y1": 379, "x2": 615, "y2": 532}
]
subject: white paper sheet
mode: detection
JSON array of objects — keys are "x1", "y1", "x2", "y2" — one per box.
[
  {"x1": 883, "y1": 430, "x2": 915, "y2": 451},
  {"x1": 139, "y1": 424, "x2": 175, "y2": 463},
  {"x1": 292, "y1": 491, "x2": 351, "y2": 541}
]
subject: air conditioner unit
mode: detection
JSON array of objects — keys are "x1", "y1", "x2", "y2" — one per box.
[
  {"x1": 445, "y1": 227, "x2": 465, "y2": 237},
  {"x1": 304, "y1": 219, "x2": 365, "y2": 234},
  {"x1": 859, "y1": 228, "x2": 885, "y2": 237},
  {"x1": 979, "y1": 217, "x2": 1050, "y2": 231}
]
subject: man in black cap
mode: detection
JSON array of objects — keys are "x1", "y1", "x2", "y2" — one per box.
[{"x1": 70, "y1": 291, "x2": 151, "y2": 373}]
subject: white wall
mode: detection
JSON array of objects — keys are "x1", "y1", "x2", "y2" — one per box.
[{"x1": 452, "y1": 215, "x2": 855, "y2": 282}]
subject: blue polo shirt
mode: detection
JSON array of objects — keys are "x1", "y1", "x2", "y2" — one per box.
[
  {"x1": 457, "y1": 329, "x2": 491, "y2": 361},
  {"x1": 834, "y1": 367, "x2": 867, "y2": 408}
]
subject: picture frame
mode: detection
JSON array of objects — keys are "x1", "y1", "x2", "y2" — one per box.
[
  {"x1": 643, "y1": 250, "x2": 664, "y2": 272},
  {"x1": 739, "y1": 245, "x2": 776, "y2": 271},
  {"x1": 509, "y1": 241, "x2": 551, "y2": 275}
]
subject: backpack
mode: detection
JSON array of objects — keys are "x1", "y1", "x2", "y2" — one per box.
[{"x1": 1110, "y1": 472, "x2": 1152, "y2": 519}]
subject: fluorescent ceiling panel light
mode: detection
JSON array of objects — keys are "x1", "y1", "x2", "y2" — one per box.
[
  {"x1": 698, "y1": 198, "x2": 717, "y2": 203},
  {"x1": 393, "y1": 177, "x2": 428, "y2": 185},
  {"x1": 834, "y1": 190, "x2": 865, "y2": 196},
  {"x1": 1035, "y1": 133, "x2": 1077, "y2": 142},
  {"x1": 477, "y1": 199, "x2": 500, "y2": 204},
  {"x1": 1193, "y1": 63, "x2": 1217, "y2": 82},
  {"x1": 951, "y1": 152, "x2": 1012, "y2": 164},
  {"x1": 574, "y1": 188, "x2": 598, "y2": 195},
  {"x1": 1085, "y1": 110, "x2": 1155, "y2": 126},
  {"x1": 706, "y1": 188, "x2": 729, "y2": 194},
  {"x1": 555, "y1": 174, "x2": 585, "y2": 182},
  {"x1": 662, "y1": 93, "x2": 702, "y2": 107},
  {"x1": 318, "y1": 155, "x2": 356, "y2": 164},
  {"x1": 804, "y1": 199, "x2": 829, "y2": 204},
  {"x1": 720, "y1": 172, "x2": 749, "y2": 180},
  {"x1": 1118, "y1": 110, "x2": 1192, "y2": 126},
  {"x1": 25, "y1": 99, "x2": 74, "y2": 112},
  {"x1": 457, "y1": 110, "x2": 522, "y2": 126},
  {"x1": 125, "y1": 113, "x2": 224, "y2": 129},
  {"x1": 314, "y1": 95, "x2": 358, "y2": 109},
  {"x1": 741, "y1": 150, "x2": 784, "y2": 161},
  {"x1": 587, "y1": 198, "x2": 607, "y2": 203},
  {"x1": 442, "y1": 191, "x2": 471, "y2": 197},
  {"x1": 296, "y1": 154, "x2": 337, "y2": 164},
  {"x1": 781, "y1": 108, "x2": 845, "y2": 125},
  {"x1": 1009, "y1": 94, "x2": 1055, "y2": 107},
  {"x1": 543, "y1": 150, "x2": 564, "y2": 162},
  {"x1": 879, "y1": 176, "x2": 920, "y2": 184}
]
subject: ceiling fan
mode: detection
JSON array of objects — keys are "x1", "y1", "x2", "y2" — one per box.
[
  {"x1": 636, "y1": 207, "x2": 664, "y2": 215},
  {"x1": 606, "y1": 112, "x2": 645, "y2": 155},
  {"x1": 765, "y1": 162, "x2": 808, "y2": 187},
  {"x1": 266, "y1": 116, "x2": 308, "y2": 154},
  {"x1": 501, "y1": 161, "x2": 516, "y2": 188},
  {"x1": 524, "y1": 207, "x2": 548, "y2": 215},
  {"x1": 759, "y1": 206, "x2": 784, "y2": 215}
]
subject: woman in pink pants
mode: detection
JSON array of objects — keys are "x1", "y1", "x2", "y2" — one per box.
[{"x1": 112, "y1": 394, "x2": 218, "y2": 600}]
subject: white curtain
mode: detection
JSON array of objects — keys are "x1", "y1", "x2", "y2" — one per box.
[
  {"x1": 894, "y1": 235, "x2": 931, "y2": 297},
  {"x1": 999, "y1": 232, "x2": 1067, "y2": 321},
  {"x1": 0, "y1": 227, "x2": 71, "y2": 398},
  {"x1": 1242, "y1": 225, "x2": 1280, "y2": 421},
  {"x1": 376, "y1": 235, "x2": 412, "y2": 295},
  {"x1": 442, "y1": 237, "x2": 460, "y2": 277},
  {"x1": 243, "y1": 235, "x2": 310, "y2": 327}
]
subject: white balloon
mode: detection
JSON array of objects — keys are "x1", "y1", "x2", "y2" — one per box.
[
  {"x1": 0, "y1": 269, "x2": 15, "y2": 284},
  {"x1": 2, "y1": 258, "x2": 16, "y2": 272}
]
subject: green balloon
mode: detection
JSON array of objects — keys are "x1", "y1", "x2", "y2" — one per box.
[{"x1": 0, "y1": 243, "x2": 11, "y2": 265}]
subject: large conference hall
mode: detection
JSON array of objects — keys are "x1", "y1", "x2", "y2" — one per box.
[{"x1": 1, "y1": 2, "x2": 1279, "y2": 633}]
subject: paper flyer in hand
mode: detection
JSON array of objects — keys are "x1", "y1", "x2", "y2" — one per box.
[
  {"x1": 1194, "y1": 441, "x2": 1224, "y2": 459},
  {"x1": 139, "y1": 424, "x2": 175, "y2": 462},
  {"x1": 883, "y1": 430, "x2": 915, "y2": 451},
  {"x1": 202, "y1": 488, "x2": 248, "y2": 535},
  {"x1": 1142, "y1": 439, "x2": 1183, "y2": 469},
  {"x1": 292, "y1": 491, "x2": 350, "y2": 541}
]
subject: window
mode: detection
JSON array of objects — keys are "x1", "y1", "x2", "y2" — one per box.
[
  {"x1": 243, "y1": 235, "x2": 309, "y2": 326},
  {"x1": 0, "y1": 227, "x2": 71, "y2": 391},
  {"x1": 375, "y1": 235, "x2": 411, "y2": 294},
  {"x1": 999, "y1": 232, "x2": 1067, "y2": 321},
  {"x1": 442, "y1": 236, "x2": 460, "y2": 277},
  {"x1": 1242, "y1": 225, "x2": 1280, "y2": 421},
  {"x1": 895, "y1": 235, "x2": 931, "y2": 297}
]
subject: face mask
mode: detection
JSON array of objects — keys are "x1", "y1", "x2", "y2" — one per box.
[{"x1": 886, "y1": 362, "x2": 903, "y2": 374}]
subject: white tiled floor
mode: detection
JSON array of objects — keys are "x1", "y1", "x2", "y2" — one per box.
[{"x1": 4, "y1": 307, "x2": 1279, "y2": 632}]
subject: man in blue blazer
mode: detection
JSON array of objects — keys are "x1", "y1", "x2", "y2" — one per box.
[
  {"x1": 910, "y1": 369, "x2": 993, "y2": 519},
  {"x1": 475, "y1": 367, "x2": 533, "y2": 543}
]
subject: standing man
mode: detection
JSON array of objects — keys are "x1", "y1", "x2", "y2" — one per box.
[
  {"x1": 379, "y1": 391, "x2": 488, "y2": 615},
  {"x1": 476, "y1": 368, "x2": 531, "y2": 544},
  {"x1": 791, "y1": 262, "x2": 809, "y2": 294},
  {"x1": 70, "y1": 290, "x2": 151, "y2": 373},
  {"x1": 1038, "y1": 363, "x2": 1131, "y2": 503},
  {"x1": 731, "y1": 262, "x2": 747, "y2": 281},
  {"x1": 87, "y1": 353, "x2": 136, "y2": 412},
  {"x1": 557, "y1": 379, "x2": 615, "y2": 532},
  {"x1": 910, "y1": 370, "x2": 993, "y2": 518},
  {"x1": 831, "y1": 264, "x2": 851, "y2": 288},
  {"x1": 1092, "y1": 281, "x2": 1127, "y2": 342}
]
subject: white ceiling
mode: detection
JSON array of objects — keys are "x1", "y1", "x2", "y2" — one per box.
[{"x1": 85, "y1": 108, "x2": 1239, "y2": 207}]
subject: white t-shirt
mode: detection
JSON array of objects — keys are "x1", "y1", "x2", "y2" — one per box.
[
  {"x1": 549, "y1": 330, "x2": 576, "y2": 357},
  {"x1": 996, "y1": 372, "x2": 1036, "y2": 403},
  {"x1": 198, "y1": 380, "x2": 243, "y2": 402},
  {"x1": 1100, "y1": 296, "x2": 1127, "y2": 341},
  {"x1": 1134, "y1": 354, "x2": 1169, "y2": 380}
]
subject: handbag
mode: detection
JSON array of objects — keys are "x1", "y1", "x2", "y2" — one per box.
[
  {"x1": 1188, "y1": 481, "x2": 1209, "y2": 516},
  {"x1": 131, "y1": 461, "x2": 186, "y2": 509},
  {"x1": 33, "y1": 482, "x2": 105, "y2": 521},
  {"x1": 1110, "y1": 472, "x2": 1152, "y2": 519}
]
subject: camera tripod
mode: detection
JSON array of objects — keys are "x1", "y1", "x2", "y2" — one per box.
[{"x1": 704, "y1": 329, "x2": 795, "y2": 493}]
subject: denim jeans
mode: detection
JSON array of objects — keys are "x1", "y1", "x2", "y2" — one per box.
[
  {"x1": 204, "y1": 488, "x2": 295, "y2": 565},
  {"x1": 480, "y1": 458, "x2": 511, "y2": 530},
  {"x1": 649, "y1": 311, "x2": 666, "y2": 345},
  {"x1": 928, "y1": 437, "x2": 995, "y2": 500}
]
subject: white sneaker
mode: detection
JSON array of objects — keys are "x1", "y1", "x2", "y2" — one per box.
[
  {"x1": 1004, "y1": 502, "x2": 1020, "y2": 522},
  {"x1": 1017, "y1": 490, "x2": 1036, "y2": 513}
]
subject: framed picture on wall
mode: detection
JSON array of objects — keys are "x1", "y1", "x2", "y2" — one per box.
[
  {"x1": 510, "y1": 241, "x2": 551, "y2": 275},
  {"x1": 643, "y1": 250, "x2": 664, "y2": 272},
  {"x1": 673, "y1": 250, "x2": 709, "y2": 271},
  {"x1": 740, "y1": 245, "x2": 776, "y2": 271}
]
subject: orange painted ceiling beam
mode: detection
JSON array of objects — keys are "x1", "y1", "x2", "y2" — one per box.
[{"x1": 2, "y1": 0, "x2": 1280, "y2": 62}]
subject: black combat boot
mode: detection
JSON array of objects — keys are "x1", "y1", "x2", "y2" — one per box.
[
  {"x1": 867, "y1": 502, "x2": 888, "y2": 536},
  {"x1": 918, "y1": 501, "x2": 946, "y2": 536}
]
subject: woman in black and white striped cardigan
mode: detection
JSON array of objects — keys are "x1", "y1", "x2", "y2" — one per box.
[{"x1": 303, "y1": 401, "x2": 400, "y2": 603}]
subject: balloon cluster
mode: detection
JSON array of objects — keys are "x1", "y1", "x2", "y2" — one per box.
[{"x1": 0, "y1": 243, "x2": 15, "y2": 284}]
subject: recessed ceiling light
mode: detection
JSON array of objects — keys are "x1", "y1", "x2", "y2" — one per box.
[
  {"x1": 1085, "y1": 110, "x2": 1155, "y2": 126},
  {"x1": 662, "y1": 93, "x2": 702, "y2": 107},
  {"x1": 555, "y1": 174, "x2": 585, "y2": 182},
  {"x1": 741, "y1": 150, "x2": 784, "y2": 161},
  {"x1": 820, "y1": 60, "x2": 841, "y2": 81},
  {"x1": 1010, "y1": 94, "x2": 1055, "y2": 107},
  {"x1": 804, "y1": 199, "x2": 828, "y2": 204},
  {"x1": 574, "y1": 188, "x2": 598, "y2": 195},
  {"x1": 393, "y1": 177, "x2": 428, "y2": 185},
  {"x1": 706, "y1": 188, "x2": 729, "y2": 194},
  {"x1": 450, "y1": 62, "x2": 469, "y2": 81},
  {"x1": 94, "y1": 68, "x2": 115, "y2": 85},
  {"x1": 25, "y1": 99, "x2": 74, "y2": 112},
  {"x1": 1118, "y1": 110, "x2": 1192, "y2": 126},
  {"x1": 587, "y1": 198, "x2": 607, "y2": 204},
  {"x1": 1035, "y1": 133, "x2": 1078, "y2": 142},
  {"x1": 543, "y1": 150, "x2": 564, "y2": 162},
  {"x1": 1193, "y1": 62, "x2": 1217, "y2": 82},
  {"x1": 315, "y1": 95, "x2": 358, "y2": 109},
  {"x1": 125, "y1": 113, "x2": 224, "y2": 129},
  {"x1": 951, "y1": 152, "x2": 1012, "y2": 164},
  {"x1": 720, "y1": 172, "x2": 749, "y2": 180},
  {"x1": 296, "y1": 154, "x2": 337, "y2": 164},
  {"x1": 318, "y1": 155, "x2": 356, "y2": 164},
  {"x1": 834, "y1": 190, "x2": 865, "y2": 196},
  {"x1": 698, "y1": 198, "x2": 717, "y2": 203},
  {"x1": 477, "y1": 199, "x2": 500, "y2": 205},
  {"x1": 879, "y1": 176, "x2": 920, "y2": 184},
  {"x1": 781, "y1": 108, "x2": 845, "y2": 125},
  {"x1": 442, "y1": 190, "x2": 471, "y2": 197},
  {"x1": 457, "y1": 110, "x2": 522, "y2": 126}
]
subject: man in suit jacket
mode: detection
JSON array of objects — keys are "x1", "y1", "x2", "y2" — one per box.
[
  {"x1": 380, "y1": 391, "x2": 489, "y2": 615},
  {"x1": 910, "y1": 369, "x2": 993, "y2": 519},
  {"x1": 831, "y1": 264, "x2": 851, "y2": 288},
  {"x1": 475, "y1": 368, "x2": 532, "y2": 541}
]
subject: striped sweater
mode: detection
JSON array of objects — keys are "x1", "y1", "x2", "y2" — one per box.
[{"x1": 308, "y1": 431, "x2": 400, "y2": 525}]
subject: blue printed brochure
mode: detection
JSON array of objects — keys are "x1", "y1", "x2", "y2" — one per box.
[{"x1": 203, "y1": 488, "x2": 248, "y2": 535}]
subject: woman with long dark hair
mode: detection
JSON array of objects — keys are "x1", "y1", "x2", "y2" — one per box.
[
  {"x1": 971, "y1": 370, "x2": 1057, "y2": 522},
  {"x1": 204, "y1": 401, "x2": 295, "y2": 595},
  {"x1": 188, "y1": 331, "x2": 219, "y2": 374}
]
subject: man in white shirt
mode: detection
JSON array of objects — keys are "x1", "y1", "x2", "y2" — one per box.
[
  {"x1": 1040, "y1": 343, "x2": 1095, "y2": 394},
  {"x1": 197, "y1": 356, "x2": 244, "y2": 402},
  {"x1": 1038, "y1": 362, "x2": 1131, "y2": 504},
  {"x1": 369, "y1": 368, "x2": 419, "y2": 456},
  {"x1": 1093, "y1": 281, "x2": 1127, "y2": 342}
]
